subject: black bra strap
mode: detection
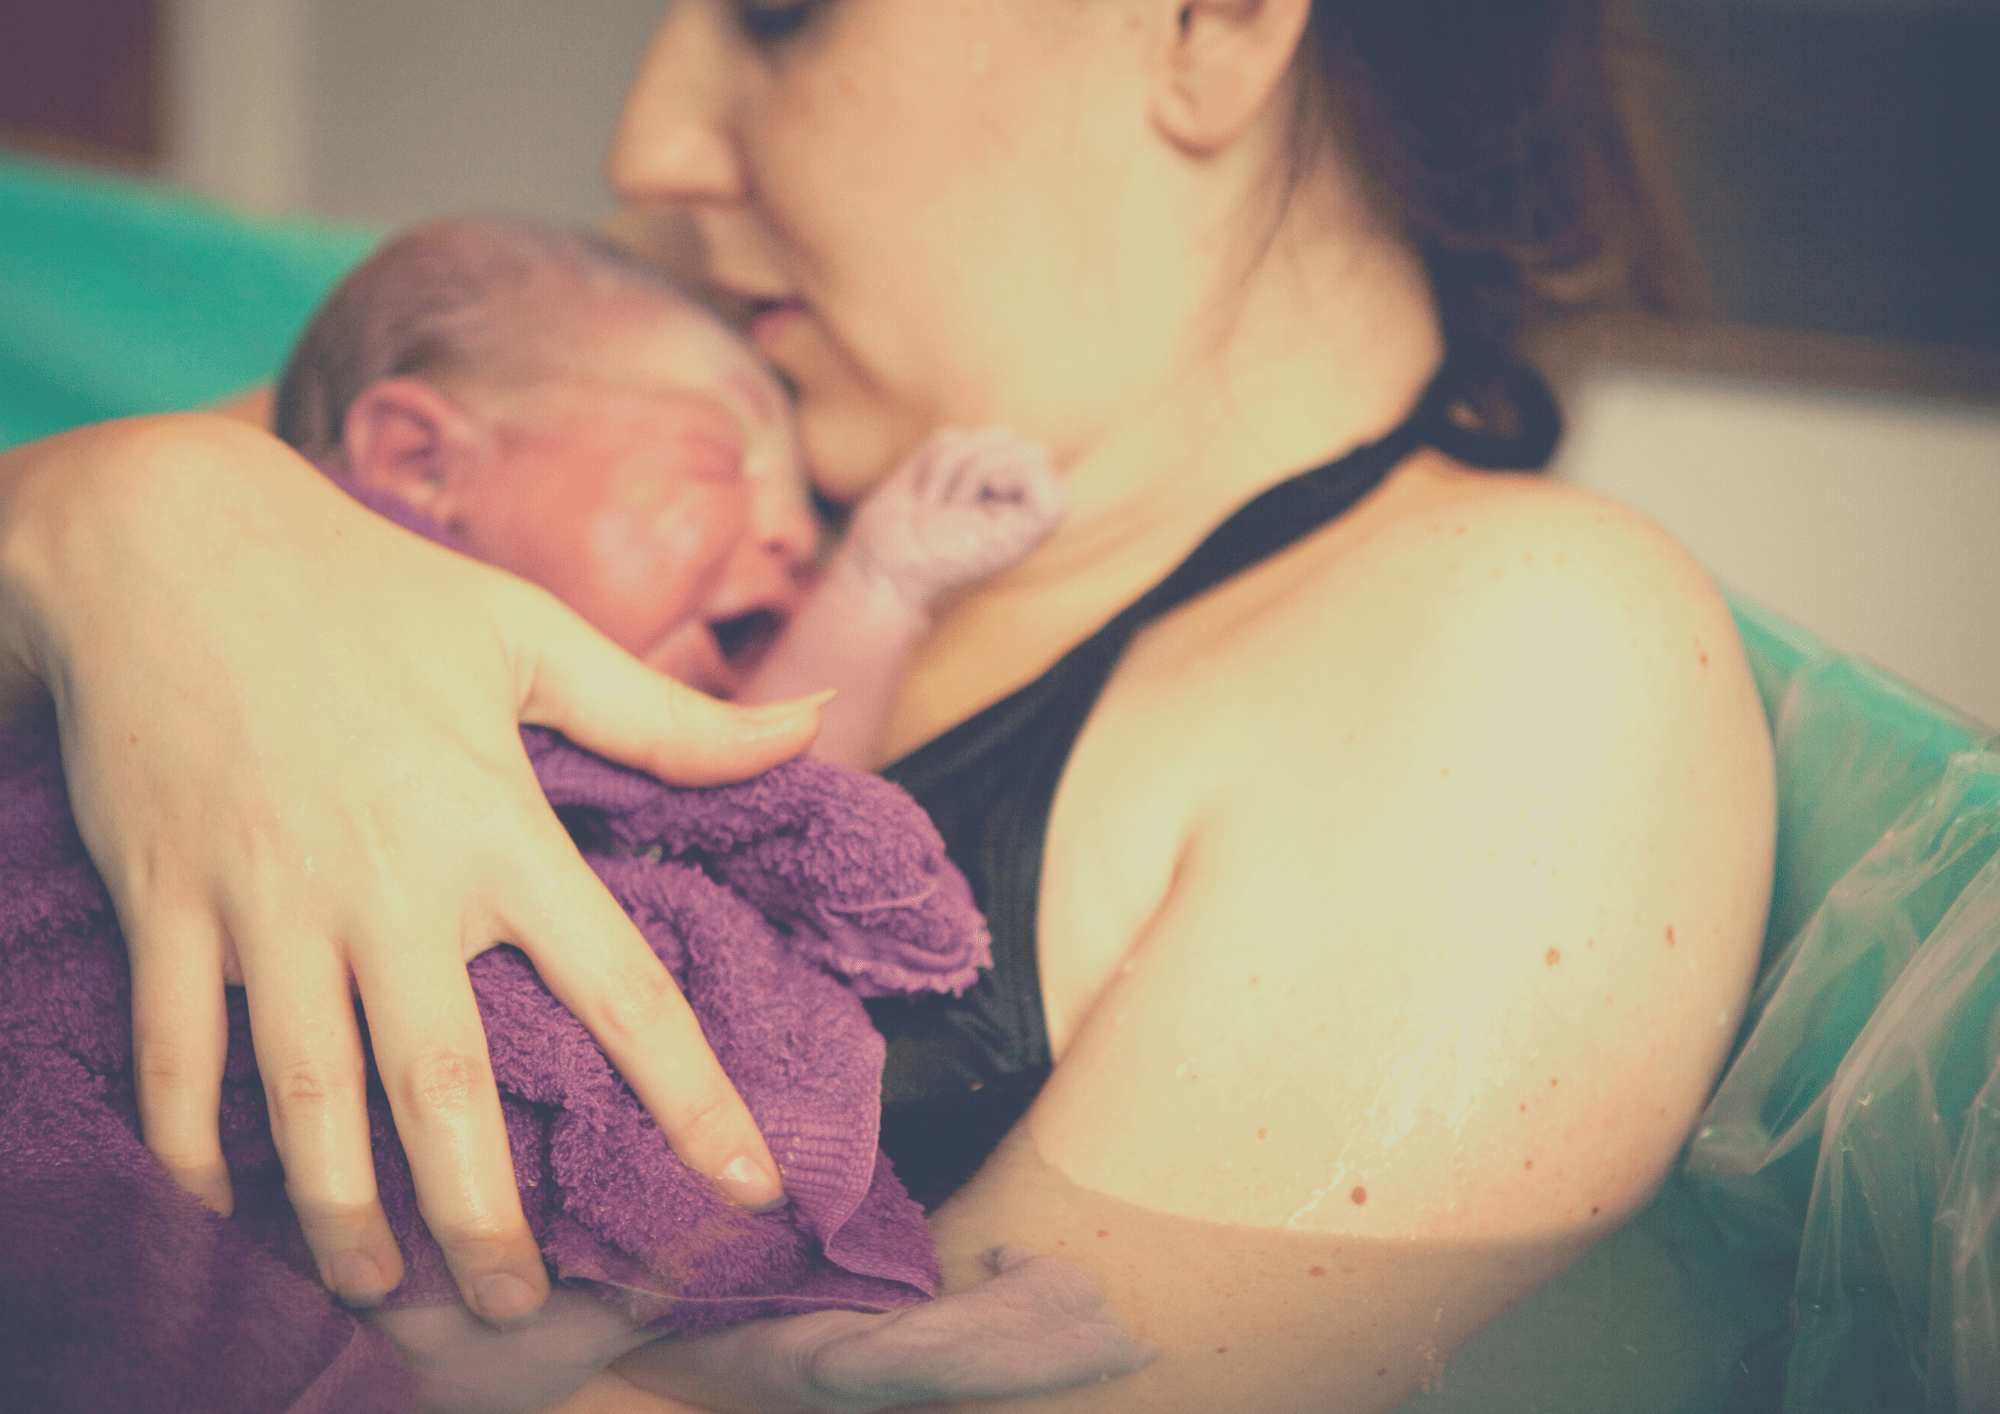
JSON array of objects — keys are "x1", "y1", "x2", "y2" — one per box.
[
  {"x1": 869, "y1": 352, "x2": 1561, "y2": 1209},
  {"x1": 1100, "y1": 348, "x2": 1562, "y2": 639}
]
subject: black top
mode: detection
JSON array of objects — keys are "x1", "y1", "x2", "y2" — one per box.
[{"x1": 868, "y1": 354, "x2": 1562, "y2": 1209}]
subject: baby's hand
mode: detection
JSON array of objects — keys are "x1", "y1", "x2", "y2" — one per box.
[
  {"x1": 614, "y1": 1246, "x2": 1156, "y2": 1413},
  {"x1": 807, "y1": 1246, "x2": 1158, "y2": 1409},
  {"x1": 371, "y1": 1289, "x2": 659, "y2": 1414},
  {"x1": 840, "y1": 429, "x2": 1066, "y2": 612}
]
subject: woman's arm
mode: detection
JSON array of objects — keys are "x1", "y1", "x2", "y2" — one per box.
[
  {"x1": 927, "y1": 483, "x2": 1771, "y2": 1412},
  {"x1": 0, "y1": 414, "x2": 822, "y2": 1320},
  {"x1": 535, "y1": 480, "x2": 1774, "y2": 1414},
  {"x1": 206, "y1": 385, "x2": 275, "y2": 428}
]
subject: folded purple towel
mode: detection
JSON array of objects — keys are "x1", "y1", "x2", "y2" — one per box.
[{"x1": 0, "y1": 712, "x2": 989, "y2": 1412}]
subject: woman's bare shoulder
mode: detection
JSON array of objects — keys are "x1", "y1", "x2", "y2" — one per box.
[
  {"x1": 1034, "y1": 465, "x2": 1776, "y2": 1240},
  {"x1": 1274, "y1": 468, "x2": 1734, "y2": 674}
]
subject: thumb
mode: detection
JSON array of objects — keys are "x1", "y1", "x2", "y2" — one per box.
[{"x1": 510, "y1": 587, "x2": 831, "y2": 787}]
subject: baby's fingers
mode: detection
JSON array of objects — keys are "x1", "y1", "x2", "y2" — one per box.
[
  {"x1": 128, "y1": 909, "x2": 234, "y2": 1217},
  {"x1": 504, "y1": 850, "x2": 785, "y2": 1212},
  {"x1": 964, "y1": 434, "x2": 1062, "y2": 505}
]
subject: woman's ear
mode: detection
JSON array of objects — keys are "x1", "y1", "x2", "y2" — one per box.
[
  {"x1": 341, "y1": 377, "x2": 487, "y2": 522},
  {"x1": 1152, "y1": 0, "x2": 1314, "y2": 156}
]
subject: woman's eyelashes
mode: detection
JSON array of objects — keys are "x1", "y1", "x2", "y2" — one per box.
[{"x1": 735, "y1": 0, "x2": 823, "y2": 47}]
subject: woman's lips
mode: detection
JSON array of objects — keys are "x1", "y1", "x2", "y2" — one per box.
[{"x1": 749, "y1": 300, "x2": 806, "y2": 355}]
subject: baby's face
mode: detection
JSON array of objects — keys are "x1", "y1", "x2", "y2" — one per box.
[{"x1": 459, "y1": 301, "x2": 819, "y2": 696}]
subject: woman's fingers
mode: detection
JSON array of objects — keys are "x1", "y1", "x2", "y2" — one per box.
[
  {"x1": 504, "y1": 851, "x2": 786, "y2": 1212},
  {"x1": 511, "y1": 582, "x2": 826, "y2": 787},
  {"x1": 349, "y1": 919, "x2": 548, "y2": 1325},
  {"x1": 127, "y1": 910, "x2": 235, "y2": 1218},
  {"x1": 237, "y1": 921, "x2": 406, "y2": 1310}
]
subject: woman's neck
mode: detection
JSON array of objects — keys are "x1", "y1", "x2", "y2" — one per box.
[
  {"x1": 1005, "y1": 159, "x2": 1442, "y2": 586},
  {"x1": 883, "y1": 202, "x2": 1444, "y2": 760}
]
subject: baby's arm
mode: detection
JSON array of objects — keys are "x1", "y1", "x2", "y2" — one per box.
[
  {"x1": 739, "y1": 429, "x2": 1065, "y2": 769},
  {"x1": 371, "y1": 1288, "x2": 661, "y2": 1414},
  {"x1": 613, "y1": 1247, "x2": 1156, "y2": 1414}
]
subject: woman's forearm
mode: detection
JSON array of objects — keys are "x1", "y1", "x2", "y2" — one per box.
[
  {"x1": 0, "y1": 415, "x2": 282, "y2": 723},
  {"x1": 917, "y1": 1128, "x2": 1587, "y2": 1414}
]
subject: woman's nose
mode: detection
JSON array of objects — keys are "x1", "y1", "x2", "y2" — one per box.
[{"x1": 607, "y1": 1, "x2": 743, "y2": 205}]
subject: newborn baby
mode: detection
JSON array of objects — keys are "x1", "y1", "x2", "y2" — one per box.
[
  {"x1": 258, "y1": 218, "x2": 1136, "y2": 1412},
  {"x1": 275, "y1": 215, "x2": 1067, "y2": 769}
]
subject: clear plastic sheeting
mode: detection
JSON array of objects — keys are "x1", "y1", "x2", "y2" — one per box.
[
  {"x1": 1691, "y1": 597, "x2": 2000, "y2": 1413},
  {"x1": 1405, "y1": 596, "x2": 2000, "y2": 1413}
]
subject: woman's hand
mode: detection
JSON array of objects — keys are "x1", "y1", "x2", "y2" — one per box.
[{"x1": 0, "y1": 415, "x2": 822, "y2": 1322}]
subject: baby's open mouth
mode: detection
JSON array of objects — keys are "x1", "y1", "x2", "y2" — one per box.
[{"x1": 709, "y1": 608, "x2": 785, "y2": 671}]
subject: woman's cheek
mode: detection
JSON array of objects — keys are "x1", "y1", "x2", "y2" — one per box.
[{"x1": 771, "y1": 314, "x2": 935, "y2": 504}]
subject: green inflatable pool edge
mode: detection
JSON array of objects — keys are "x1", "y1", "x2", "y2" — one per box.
[{"x1": 0, "y1": 152, "x2": 380, "y2": 450}]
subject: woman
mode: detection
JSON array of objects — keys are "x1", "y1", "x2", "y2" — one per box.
[{"x1": 0, "y1": 1, "x2": 1775, "y2": 1409}]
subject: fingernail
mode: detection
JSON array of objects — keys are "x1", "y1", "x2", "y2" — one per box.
[
  {"x1": 741, "y1": 689, "x2": 836, "y2": 725},
  {"x1": 715, "y1": 1154, "x2": 787, "y2": 1211},
  {"x1": 473, "y1": 1271, "x2": 541, "y2": 1326},
  {"x1": 329, "y1": 1251, "x2": 389, "y2": 1308}
]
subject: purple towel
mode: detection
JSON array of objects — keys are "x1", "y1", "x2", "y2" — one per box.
[{"x1": 0, "y1": 711, "x2": 988, "y2": 1413}]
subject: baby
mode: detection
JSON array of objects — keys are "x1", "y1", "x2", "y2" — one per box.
[
  {"x1": 261, "y1": 218, "x2": 1141, "y2": 1413},
  {"x1": 275, "y1": 215, "x2": 1067, "y2": 769}
]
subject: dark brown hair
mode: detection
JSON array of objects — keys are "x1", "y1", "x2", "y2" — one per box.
[{"x1": 1304, "y1": 0, "x2": 1693, "y2": 360}]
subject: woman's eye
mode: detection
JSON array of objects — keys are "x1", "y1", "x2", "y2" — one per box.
[{"x1": 736, "y1": 1, "x2": 821, "y2": 46}]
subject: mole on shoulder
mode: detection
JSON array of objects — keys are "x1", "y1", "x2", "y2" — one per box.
[{"x1": 1350, "y1": 1186, "x2": 1368, "y2": 1206}]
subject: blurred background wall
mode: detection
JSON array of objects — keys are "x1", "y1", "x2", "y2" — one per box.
[{"x1": 2, "y1": 0, "x2": 1995, "y2": 725}]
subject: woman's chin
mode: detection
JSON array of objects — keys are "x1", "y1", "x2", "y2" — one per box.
[{"x1": 797, "y1": 403, "x2": 934, "y2": 507}]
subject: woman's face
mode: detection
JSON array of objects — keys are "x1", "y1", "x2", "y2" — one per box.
[{"x1": 610, "y1": 0, "x2": 1196, "y2": 503}]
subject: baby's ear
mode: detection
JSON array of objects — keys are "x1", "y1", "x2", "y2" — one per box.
[{"x1": 341, "y1": 377, "x2": 486, "y2": 521}]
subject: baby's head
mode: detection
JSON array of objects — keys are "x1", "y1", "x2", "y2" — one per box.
[{"x1": 276, "y1": 216, "x2": 817, "y2": 696}]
